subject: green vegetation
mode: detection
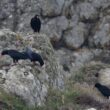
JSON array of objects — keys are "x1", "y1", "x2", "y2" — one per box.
[
  {"x1": 73, "y1": 67, "x2": 86, "y2": 82},
  {"x1": 71, "y1": 63, "x2": 110, "y2": 84},
  {"x1": 35, "y1": 88, "x2": 81, "y2": 110},
  {"x1": 0, "y1": 89, "x2": 32, "y2": 110},
  {"x1": 0, "y1": 86, "x2": 81, "y2": 110},
  {"x1": 1, "y1": 63, "x2": 109, "y2": 110}
]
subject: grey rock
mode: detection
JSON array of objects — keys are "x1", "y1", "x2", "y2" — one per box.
[
  {"x1": 39, "y1": 0, "x2": 64, "y2": 17},
  {"x1": 62, "y1": 0, "x2": 74, "y2": 18},
  {"x1": 42, "y1": 16, "x2": 68, "y2": 42},
  {"x1": 85, "y1": 108, "x2": 97, "y2": 110},
  {"x1": 0, "y1": 29, "x2": 64, "y2": 106},
  {"x1": 98, "y1": 68, "x2": 110, "y2": 86},
  {"x1": 0, "y1": 0, "x2": 110, "y2": 50},
  {"x1": 56, "y1": 48, "x2": 102, "y2": 77},
  {"x1": 89, "y1": 16, "x2": 110, "y2": 48},
  {"x1": 64, "y1": 22, "x2": 88, "y2": 49},
  {"x1": 0, "y1": 0, "x2": 14, "y2": 30},
  {"x1": 77, "y1": 2, "x2": 98, "y2": 20},
  {"x1": 3, "y1": 65, "x2": 48, "y2": 106},
  {"x1": 91, "y1": 0, "x2": 110, "y2": 9}
]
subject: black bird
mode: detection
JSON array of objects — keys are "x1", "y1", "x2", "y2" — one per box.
[
  {"x1": 95, "y1": 83, "x2": 110, "y2": 99},
  {"x1": 30, "y1": 15, "x2": 41, "y2": 33},
  {"x1": 25, "y1": 47, "x2": 44, "y2": 66},
  {"x1": 1, "y1": 50, "x2": 28, "y2": 63}
]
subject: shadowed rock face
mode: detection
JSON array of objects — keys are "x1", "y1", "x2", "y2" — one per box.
[{"x1": 0, "y1": 29, "x2": 64, "y2": 106}]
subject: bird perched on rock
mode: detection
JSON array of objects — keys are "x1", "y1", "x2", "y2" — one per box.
[
  {"x1": 25, "y1": 47, "x2": 44, "y2": 66},
  {"x1": 1, "y1": 50, "x2": 28, "y2": 63},
  {"x1": 95, "y1": 83, "x2": 110, "y2": 99},
  {"x1": 30, "y1": 15, "x2": 41, "y2": 33}
]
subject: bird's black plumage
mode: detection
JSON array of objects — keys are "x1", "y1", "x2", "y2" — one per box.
[
  {"x1": 95, "y1": 83, "x2": 110, "y2": 98},
  {"x1": 30, "y1": 15, "x2": 41, "y2": 33},
  {"x1": 1, "y1": 50, "x2": 28, "y2": 63},
  {"x1": 25, "y1": 47, "x2": 44, "y2": 66},
  {"x1": 1, "y1": 49, "x2": 44, "y2": 67},
  {"x1": 30, "y1": 52, "x2": 44, "y2": 66}
]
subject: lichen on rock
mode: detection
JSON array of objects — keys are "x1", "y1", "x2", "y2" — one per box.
[{"x1": 0, "y1": 29, "x2": 64, "y2": 106}]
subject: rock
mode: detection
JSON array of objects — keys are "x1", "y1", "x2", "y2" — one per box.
[
  {"x1": 64, "y1": 22, "x2": 88, "y2": 49},
  {"x1": 85, "y1": 108, "x2": 97, "y2": 110},
  {"x1": 0, "y1": 29, "x2": 18, "y2": 49},
  {"x1": 77, "y1": 2, "x2": 98, "y2": 20},
  {"x1": 89, "y1": 16, "x2": 110, "y2": 49},
  {"x1": 62, "y1": 0, "x2": 74, "y2": 19},
  {"x1": 0, "y1": 0, "x2": 14, "y2": 30},
  {"x1": 32, "y1": 34, "x2": 64, "y2": 89},
  {"x1": 42, "y1": 16, "x2": 68, "y2": 42},
  {"x1": 91, "y1": 0, "x2": 110, "y2": 9},
  {"x1": 56, "y1": 48, "x2": 102, "y2": 77},
  {"x1": 0, "y1": 29, "x2": 64, "y2": 106},
  {"x1": 39, "y1": 0, "x2": 64, "y2": 17},
  {"x1": 17, "y1": 0, "x2": 41, "y2": 33},
  {"x1": 98, "y1": 68, "x2": 110, "y2": 86},
  {"x1": 0, "y1": 0, "x2": 110, "y2": 51},
  {"x1": 0, "y1": 0, "x2": 110, "y2": 109},
  {"x1": 3, "y1": 65, "x2": 48, "y2": 106}
]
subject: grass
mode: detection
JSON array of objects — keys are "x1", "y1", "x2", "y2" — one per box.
[
  {"x1": 0, "y1": 87, "x2": 81, "y2": 110},
  {"x1": 73, "y1": 67, "x2": 85, "y2": 83},
  {"x1": 0, "y1": 88, "x2": 36, "y2": 110},
  {"x1": 1, "y1": 63, "x2": 109, "y2": 110},
  {"x1": 36, "y1": 88, "x2": 81, "y2": 110},
  {"x1": 69, "y1": 62, "x2": 110, "y2": 85}
]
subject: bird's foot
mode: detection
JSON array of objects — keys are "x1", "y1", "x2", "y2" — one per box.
[
  {"x1": 10, "y1": 64, "x2": 16, "y2": 66},
  {"x1": 11, "y1": 62, "x2": 18, "y2": 66},
  {"x1": 42, "y1": 64, "x2": 46, "y2": 69}
]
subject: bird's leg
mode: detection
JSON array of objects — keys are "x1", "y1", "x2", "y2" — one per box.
[
  {"x1": 32, "y1": 61, "x2": 40, "y2": 67},
  {"x1": 42, "y1": 64, "x2": 46, "y2": 69},
  {"x1": 11, "y1": 59, "x2": 18, "y2": 66},
  {"x1": 11, "y1": 62, "x2": 15, "y2": 66},
  {"x1": 33, "y1": 31, "x2": 37, "y2": 33},
  {"x1": 33, "y1": 61, "x2": 36, "y2": 65}
]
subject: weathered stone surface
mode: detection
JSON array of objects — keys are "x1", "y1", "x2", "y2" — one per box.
[
  {"x1": 85, "y1": 108, "x2": 97, "y2": 110},
  {"x1": 91, "y1": 0, "x2": 110, "y2": 9},
  {"x1": 77, "y1": 2, "x2": 98, "y2": 20},
  {"x1": 98, "y1": 68, "x2": 110, "y2": 86},
  {"x1": 64, "y1": 22, "x2": 88, "y2": 49},
  {"x1": 0, "y1": 0, "x2": 14, "y2": 30},
  {"x1": 42, "y1": 16, "x2": 68, "y2": 42},
  {"x1": 0, "y1": 0, "x2": 110, "y2": 48},
  {"x1": 0, "y1": 0, "x2": 110, "y2": 109},
  {"x1": 89, "y1": 16, "x2": 110, "y2": 49},
  {"x1": 39, "y1": 0, "x2": 64, "y2": 17},
  {"x1": 0, "y1": 0, "x2": 110, "y2": 50},
  {"x1": 56, "y1": 48, "x2": 102, "y2": 78},
  {"x1": 0, "y1": 29, "x2": 64, "y2": 106},
  {"x1": 3, "y1": 65, "x2": 48, "y2": 106}
]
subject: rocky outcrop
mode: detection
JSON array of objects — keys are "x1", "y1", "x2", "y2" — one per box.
[
  {"x1": 56, "y1": 48, "x2": 102, "y2": 78},
  {"x1": 0, "y1": 0, "x2": 110, "y2": 49},
  {"x1": 63, "y1": 22, "x2": 88, "y2": 49},
  {"x1": 42, "y1": 16, "x2": 68, "y2": 42},
  {"x1": 97, "y1": 68, "x2": 110, "y2": 86},
  {"x1": 39, "y1": 0, "x2": 64, "y2": 17},
  {"x1": 89, "y1": 16, "x2": 110, "y2": 48},
  {"x1": 0, "y1": 0, "x2": 110, "y2": 109},
  {"x1": 0, "y1": 29, "x2": 64, "y2": 106}
]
